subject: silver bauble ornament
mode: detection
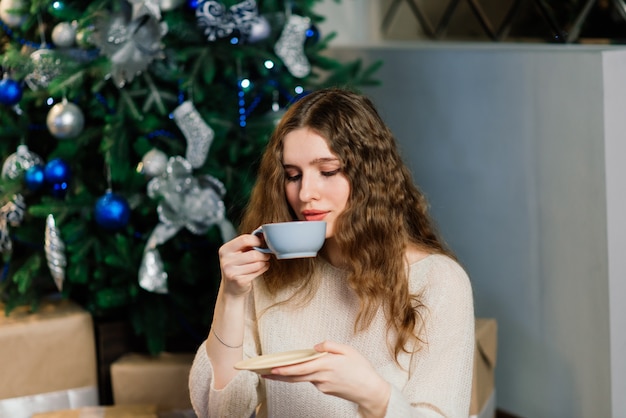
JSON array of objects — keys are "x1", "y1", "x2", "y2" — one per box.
[
  {"x1": 140, "y1": 148, "x2": 168, "y2": 178},
  {"x1": 248, "y1": 15, "x2": 271, "y2": 43},
  {"x1": 25, "y1": 49, "x2": 62, "y2": 91},
  {"x1": 76, "y1": 27, "x2": 94, "y2": 48},
  {"x1": 1, "y1": 145, "x2": 43, "y2": 180},
  {"x1": 0, "y1": 0, "x2": 27, "y2": 28},
  {"x1": 160, "y1": 0, "x2": 185, "y2": 11},
  {"x1": 46, "y1": 100, "x2": 85, "y2": 139},
  {"x1": 51, "y1": 22, "x2": 77, "y2": 48}
]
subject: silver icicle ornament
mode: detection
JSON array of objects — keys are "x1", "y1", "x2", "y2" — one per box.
[{"x1": 45, "y1": 214, "x2": 67, "y2": 291}]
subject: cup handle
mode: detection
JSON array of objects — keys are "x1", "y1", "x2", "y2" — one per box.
[{"x1": 252, "y1": 227, "x2": 272, "y2": 254}]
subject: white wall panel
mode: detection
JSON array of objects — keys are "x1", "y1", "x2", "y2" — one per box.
[{"x1": 324, "y1": 43, "x2": 626, "y2": 418}]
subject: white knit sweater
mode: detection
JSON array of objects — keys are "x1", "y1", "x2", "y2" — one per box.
[{"x1": 189, "y1": 254, "x2": 475, "y2": 417}]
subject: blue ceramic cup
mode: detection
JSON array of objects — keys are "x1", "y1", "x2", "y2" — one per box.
[{"x1": 253, "y1": 221, "x2": 326, "y2": 259}]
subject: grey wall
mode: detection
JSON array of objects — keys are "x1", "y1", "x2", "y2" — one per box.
[
  {"x1": 326, "y1": 44, "x2": 626, "y2": 418},
  {"x1": 602, "y1": 51, "x2": 626, "y2": 418}
]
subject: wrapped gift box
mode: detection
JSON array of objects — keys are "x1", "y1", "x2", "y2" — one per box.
[
  {"x1": 470, "y1": 318, "x2": 498, "y2": 418},
  {"x1": 93, "y1": 319, "x2": 138, "y2": 405},
  {"x1": 32, "y1": 404, "x2": 158, "y2": 417},
  {"x1": 32, "y1": 404, "x2": 197, "y2": 418},
  {"x1": 111, "y1": 352, "x2": 194, "y2": 410},
  {"x1": 0, "y1": 298, "x2": 99, "y2": 417}
]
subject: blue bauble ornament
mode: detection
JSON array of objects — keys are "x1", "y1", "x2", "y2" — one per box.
[
  {"x1": 49, "y1": 181, "x2": 69, "y2": 198},
  {"x1": 44, "y1": 158, "x2": 71, "y2": 197},
  {"x1": 25, "y1": 164, "x2": 46, "y2": 191},
  {"x1": 187, "y1": 0, "x2": 199, "y2": 10},
  {"x1": 0, "y1": 78, "x2": 23, "y2": 106},
  {"x1": 94, "y1": 191, "x2": 131, "y2": 230},
  {"x1": 44, "y1": 158, "x2": 71, "y2": 184}
]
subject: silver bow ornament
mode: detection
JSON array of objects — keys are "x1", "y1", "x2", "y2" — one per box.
[
  {"x1": 94, "y1": 7, "x2": 167, "y2": 87},
  {"x1": 195, "y1": 0, "x2": 262, "y2": 42},
  {"x1": 128, "y1": 0, "x2": 161, "y2": 20},
  {"x1": 139, "y1": 156, "x2": 235, "y2": 293}
]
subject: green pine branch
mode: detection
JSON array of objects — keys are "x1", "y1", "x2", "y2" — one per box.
[{"x1": 0, "y1": 0, "x2": 381, "y2": 353}]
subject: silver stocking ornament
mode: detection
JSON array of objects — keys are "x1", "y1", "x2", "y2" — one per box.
[
  {"x1": 173, "y1": 101, "x2": 214, "y2": 168},
  {"x1": 274, "y1": 14, "x2": 311, "y2": 78}
]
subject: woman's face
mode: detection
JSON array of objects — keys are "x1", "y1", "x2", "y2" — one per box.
[{"x1": 282, "y1": 128, "x2": 350, "y2": 238}]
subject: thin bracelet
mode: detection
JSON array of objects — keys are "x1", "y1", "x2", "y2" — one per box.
[{"x1": 211, "y1": 328, "x2": 243, "y2": 349}]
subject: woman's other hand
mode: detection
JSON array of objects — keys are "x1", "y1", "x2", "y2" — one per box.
[{"x1": 263, "y1": 341, "x2": 391, "y2": 418}]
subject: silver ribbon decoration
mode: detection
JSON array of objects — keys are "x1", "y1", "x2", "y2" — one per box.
[
  {"x1": 139, "y1": 156, "x2": 235, "y2": 293},
  {"x1": 128, "y1": 0, "x2": 162, "y2": 20},
  {"x1": 195, "y1": 0, "x2": 261, "y2": 42},
  {"x1": 0, "y1": 194, "x2": 26, "y2": 254},
  {"x1": 172, "y1": 101, "x2": 214, "y2": 169},
  {"x1": 93, "y1": 8, "x2": 167, "y2": 87},
  {"x1": 45, "y1": 214, "x2": 67, "y2": 291}
]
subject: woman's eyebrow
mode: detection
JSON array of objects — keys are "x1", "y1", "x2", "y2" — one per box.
[
  {"x1": 311, "y1": 157, "x2": 340, "y2": 164},
  {"x1": 282, "y1": 158, "x2": 339, "y2": 168}
]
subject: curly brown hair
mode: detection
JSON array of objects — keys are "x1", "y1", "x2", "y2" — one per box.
[{"x1": 239, "y1": 88, "x2": 454, "y2": 360}]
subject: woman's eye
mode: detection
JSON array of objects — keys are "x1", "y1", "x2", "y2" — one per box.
[
  {"x1": 321, "y1": 168, "x2": 341, "y2": 177},
  {"x1": 285, "y1": 173, "x2": 301, "y2": 182}
]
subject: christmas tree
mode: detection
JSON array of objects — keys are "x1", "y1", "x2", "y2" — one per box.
[{"x1": 0, "y1": 0, "x2": 380, "y2": 353}]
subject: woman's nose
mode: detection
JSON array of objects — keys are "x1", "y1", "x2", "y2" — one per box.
[{"x1": 299, "y1": 174, "x2": 319, "y2": 202}]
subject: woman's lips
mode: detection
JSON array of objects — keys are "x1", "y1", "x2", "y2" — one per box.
[{"x1": 302, "y1": 210, "x2": 327, "y2": 221}]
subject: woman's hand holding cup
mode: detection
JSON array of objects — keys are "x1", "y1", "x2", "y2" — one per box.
[
  {"x1": 218, "y1": 221, "x2": 326, "y2": 296},
  {"x1": 218, "y1": 233, "x2": 271, "y2": 297}
]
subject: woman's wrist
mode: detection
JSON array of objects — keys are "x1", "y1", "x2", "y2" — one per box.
[
  {"x1": 210, "y1": 327, "x2": 243, "y2": 348},
  {"x1": 357, "y1": 380, "x2": 391, "y2": 418},
  {"x1": 216, "y1": 284, "x2": 249, "y2": 311},
  {"x1": 209, "y1": 288, "x2": 248, "y2": 348}
]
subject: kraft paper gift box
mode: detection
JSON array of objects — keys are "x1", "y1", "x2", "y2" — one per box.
[
  {"x1": 470, "y1": 318, "x2": 498, "y2": 418},
  {"x1": 0, "y1": 298, "x2": 99, "y2": 418},
  {"x1": 32, "y1": 404, "x2": 159, "y2": 417},
  {"x1": 32, "y1": 404, "x2": 198, "y2": 418},
  {"x1": 111, "y1": 352, "x2": 194, "y2": 410}
]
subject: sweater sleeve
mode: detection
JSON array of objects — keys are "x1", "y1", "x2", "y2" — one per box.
[
  {"x1": 188, "y1": 293, "x2": 263, "y2": 418},
  {"x1": 385, "y1": 256, "x2": 475, "y2": 418},
  {"x1": 188, "y1": 341, "x2": 260, "y2": 417}
]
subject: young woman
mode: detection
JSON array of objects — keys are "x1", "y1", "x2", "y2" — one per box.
[{"x1": 189, "y1": 88, "x2": 475, "y2": 417}]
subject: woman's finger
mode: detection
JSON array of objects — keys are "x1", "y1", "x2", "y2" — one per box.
[{"x1": 314, "y1": 340, "x2": 349, "y2": 355}]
